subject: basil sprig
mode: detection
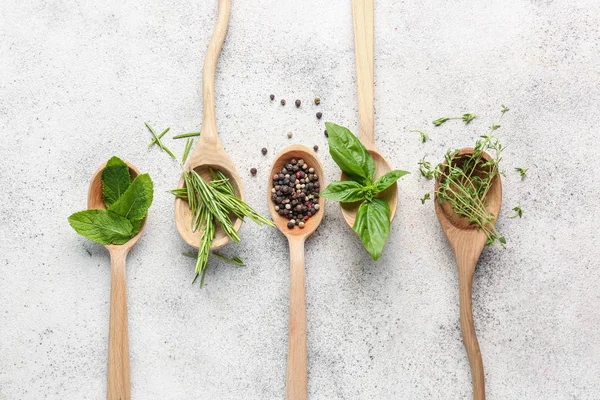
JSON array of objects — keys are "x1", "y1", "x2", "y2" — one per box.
[{"x1": 321, "y1": 122, "x2": 409, "y2": 260}]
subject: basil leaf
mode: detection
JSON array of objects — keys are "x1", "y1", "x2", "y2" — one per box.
[
  {"x1": 108, "y1": 173, "x2": 154, "y2": 221},
  {"x1": 68, "y1": 210, "x2": 134, "y2": 245},
  {"x1": 320, "y1": 180, "x2": 366, "y2": 203},
  {"x1": 352, "y1": 198, "x2": 390, "y2": 261},
  {"x1": 371, "y1": 170, "x2": 410, "y2": 194},
  {"x1": 101, "y1": 156, "x2": 130, "y2": 207},
  {"x1": 325, "y1": 122, "x2": 376, "y2": 183}
]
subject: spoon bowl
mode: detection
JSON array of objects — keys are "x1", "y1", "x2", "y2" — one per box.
[
  {"x1": 267, "y1": 144, "x2": 325, "y2": 399},
  {"x1": 267, "y1": 145, "x2": 325, "y2": 238},
  {"x1": 434, "y1": 147, "x2": 502, "y2": 400},
  {"x1": 340, "y1": 149, "x2": 397, "y2": 227},
  {"x1": 87, "y1": 161, "x2": 146, "y2": 249}
]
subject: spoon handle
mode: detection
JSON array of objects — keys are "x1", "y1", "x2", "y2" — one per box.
[
  {"x1": 198, "y1": 0, "x2": 231, "y2": 151},
  {"x1": 352, "y1": 0, "x2": 375, "y2": 151},
  {"x1": 107, "y1": 247, "x2": 131, "y2": 400},
  {"x1": 457, "y1": 254, "x2": 485, "y2": 400},
  {"x1": 286, "y1": 236, "x2": 307, "y2": 400}
]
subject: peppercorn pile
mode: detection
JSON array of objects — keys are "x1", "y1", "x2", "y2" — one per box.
[{"x1": 271, "y1": 158, "x2": 321, "y2": 229}]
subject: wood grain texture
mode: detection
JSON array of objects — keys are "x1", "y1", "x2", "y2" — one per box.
[
  {"x1": 435, "y1": 148, "x2": 503, "y2": 400},
  {"x1": 341, "y1": 0, "x2": 397, "y2": 228},
  {"x1": 87, "y1": 161, "x2": 144, "y2": 400},
  {"x1": 174, "y1": 0, "x2": 245, "y2": 250},
  {"x1": 267, "y1": 145, "x2": 325, "y2": 400}
]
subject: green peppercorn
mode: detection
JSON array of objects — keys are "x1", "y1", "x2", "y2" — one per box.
[{"x1": 314, "y1": 97, "x2": 320, "y2": 105}]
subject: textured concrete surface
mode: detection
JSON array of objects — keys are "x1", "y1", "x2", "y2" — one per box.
[{"x1": 1, "y1": 0, "x2": 600, "y2": 399}]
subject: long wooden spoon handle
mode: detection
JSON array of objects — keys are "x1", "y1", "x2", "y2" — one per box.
[
  {"x1": 457, "y1": 260, "x2": 485, "y2": 400},
  {"x1": 199, "y1": 0, "x2": 231, "y2": 150},
  {"x1": 107, "y1": 248, "x2": 130, "y2": 400},
  {"x1": 286, "y1": 237, "x2": 307, "y2": 400},
  {"x1": 352, "y1": 0, "x2": 375, "y2": 150}
]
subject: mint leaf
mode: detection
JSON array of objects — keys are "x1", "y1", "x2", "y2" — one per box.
[
  {"x1": 371, "y1": 170, "x2": 410, "y2": 194},
  {"x1": 108, "y1": 173, "x2": 154, "y2": 221},
  {"x1": 102, "y1": 156, "x2": 130, "y2": 207},
  {"x1": 68, "y1": 210, "x2": 134, "y2": 245},
  {"x1": 325, "y1": 122, "x2": 376, "y2": 183},
  {"x1": 320, "y1": 180, "x2": 366, "y2": 203},
  {"x1": 352, "y1": 198, "x2": 390, "y2": 261}
]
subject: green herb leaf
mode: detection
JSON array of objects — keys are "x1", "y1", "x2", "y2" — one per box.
[
  {"x1": 173, "y1": 132, "x2": 201, "y2": 139},
  {"x1": 509, "y1": 205, "x2": 523, "y2": 219},
  {"x1": 325, "y1": 122, "x2": 376, "y2": 183},
  {"x1": 515, "y1": 167, "x2": 528, "y2": 181},
  {"x1": 68, "y1": 210, "x2": 134, "y2": 245},
  {"x1": 420, "y1": 192, "x2": 431, "y2": 204},
  {"x1": 101, "y1": 156, "x2": 131, "y2": 208},
  {"x1": 108, "y1": 173, "x2": 154, "y2": 221},
  {"x1": 433, "y1": 117, "x2": 450, "y2": 126},
  {"x1": 462, "y1": 113, "x2": 477, "y2": 124},
  {"x1": 371, "y1": 170, "x2": 410, "y2": 194},
  {"x1": 410, "y1": 130, "x2": 429, "y2": 143},
  {"x1": 320, "y1": 180, "x2": 366, "y2": 203},
  {"x1": 352, "y1": 198, "x2": 390, "y2": 261}
]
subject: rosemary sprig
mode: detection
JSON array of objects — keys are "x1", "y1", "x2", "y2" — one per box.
[
  {"x1": 173, "y1": 132, "x2": 201, "y2": 139},
  {"x1": 145, "y1": 122, "x2": 176, "y2": 159}
]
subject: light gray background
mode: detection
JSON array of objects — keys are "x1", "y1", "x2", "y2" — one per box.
[{"x1": 1, "y1": 0, "x2": 599, "y2": 399}]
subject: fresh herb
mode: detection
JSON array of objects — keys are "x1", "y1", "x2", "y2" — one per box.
[
  {"x1": 145, "y1": 122, "x2": 176, "y2": 159},
  {"x1": 321, "y1": 122, "x2": 409, "y2": 260},
  {"x1": 411, "y1": 130, "x2": 429, "y2": 143},
  {"x1": 183, "y1": 251, "x2": 245, "y2": 266},
  {"x1": 515, "y1": 167, "x2": 528, "y2": 181},
  {"x1": 182, "y1": 138, "x2": 193, "y2": 164},
  {"x1": 422, "y1": 107, "x2": 508, "y2": 246},
  {"x1": 68, "y1": 156, "x2": 154, "y2": 245},
  {"x1": 173, "y1": 132, "x2": 201, "y2": 139},
  {"x1": 172, "y1": 167, "x2": 274, "y2": 286},
  {"x1": 420, "y1": 193, "x2": 431, "y2": 204},
  {"x1": 509, "y1": 205, "x2": 523, "y2": 219},
  {"x1": 433, "y1": 113, "x2": 477, "y2": 126},
  {"x1": 147, "y1": 127, "x2": 170, "y2": 148},
  {"x1": 418, "y1": 158, "x2": 434, "y2": 180}
]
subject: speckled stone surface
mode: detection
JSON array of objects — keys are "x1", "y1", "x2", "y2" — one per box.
[{"x1": 1, "y1": 0, "x2": 600, "y2": 399}]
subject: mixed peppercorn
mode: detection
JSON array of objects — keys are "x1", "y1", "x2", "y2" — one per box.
[{"x1": 271, "y1": 158, "x2": 321, "y2": 229}]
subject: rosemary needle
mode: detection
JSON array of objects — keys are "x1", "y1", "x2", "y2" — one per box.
[
  {"x1": 173, "y1": 132, "x2": 201, "y2": 139},
  {"x1": 145, "y1": 122, "x2": 176, "y2": 159},
  {"x1": 147, "y1": 127, "x2": 170, "y2": 148}
]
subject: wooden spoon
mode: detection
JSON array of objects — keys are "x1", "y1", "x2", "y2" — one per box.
[
  {"x1": 174, "y1": 0, "x2": 244, "y2": 249},
  {"x1": 267, "y1": 145, "x2": 326, "y2": 400},
  {"x1": 340, "y1": 0, "x2": 397, "y2": 228},
  {"x1": 87, "y1": 161, "x2": 146, "y2": 400},
  {"x1": 434, "y1": 148, "x2": 503, "y2": 400}
]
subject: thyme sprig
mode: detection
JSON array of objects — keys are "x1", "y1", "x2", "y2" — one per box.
[{"x1": 433, "y1": 113, "x2": 477, "y2": 126}]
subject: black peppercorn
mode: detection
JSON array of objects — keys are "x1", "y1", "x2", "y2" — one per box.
[
  {"x1": 313, "y1": 145, "x2": 319, "y2": 152},
  {"x1": 270, "y1": 94, "x2": 275, "y2": 101},
  {"x1": 324, "y1": 129, "x2": 328, "y2": 137},
  {"x1": 287, "y1": 222, "x2": 294, "y2": 229},
  {"x1": 295, "y1": 99, "x2": 301, "y2": 108},
  {"x1": 261, "y1": 147, "x2": 267, "y2": 155},
  {"x1": 281, "y1": 99, "x2": 286, "y2": 106},
  {"x1": 316, "y1": 112, "x2": 322, "y2": 119},
  {"x1": 250, "y1": 168, "x2": 257, "y2": 175}
]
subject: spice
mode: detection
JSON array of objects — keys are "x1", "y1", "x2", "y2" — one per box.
[
  {"x1": 287, "y1": 131, "x2": 293, "y2": 138},
  {"x1": 262, "y1": 147, "x2": 268, "y2": 155},
  {"x1": 250, "y1": 168, "x2": 257, "y2": 175},
  {"x1": 295, "y1": 99, "x2": 301, "y2": 108},
  {"x1": 313, "y1": 145, "x2": 319, "y2": 152},
  {"x1": 270, "y1": 94, "x2": 275, "y2": 101},
  {"x1": 281, "y1": 99, "x2": 286, "y2": 106},
  {"x1": 314, "y1": 97, "x2": 321, "y2": 105},
  {"x1": 271, "y1": 158, "x2": 321, "y2": 229},
  {"x1": 324, "y1": 129, "x2": 328, "y2": 137},
  {"x1": 316, "y1": 112, "x2": 322, "y2": 119}
]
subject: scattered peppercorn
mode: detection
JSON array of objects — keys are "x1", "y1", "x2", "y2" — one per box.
[
  {"x1": 316, "y1": 112, "x2": 322, "y2": 119},
  {"x1": 313, "y1": 145, "x2": 319, "y2": 152},
  {"x1": 271, "y1": 158, "x2": 321, "y2": 230},
  {"x1": 270, "y1": 94, "x2": 275, "y2": 101},
  {"x1": 262, "y1": 147, "x2": 268, "y2": 155},
  {"x1": 314, "y1": 97, "x2": 321, "y2": 105},
  {"x1": 287, "y1": 131, "x2": 293, "y2": 138},
  {"x1": 295, "y1": 99, "x2": 301, "y2": 108},
  {"x1": 281, "y1": 99, "x2": 286, "y2": 106},
  {"x1": 324, "y1": 129, "x2": 328, "y2": 137},
  {"x1": 250, "y1": 168, "x2": 257, "y2": 175}
]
